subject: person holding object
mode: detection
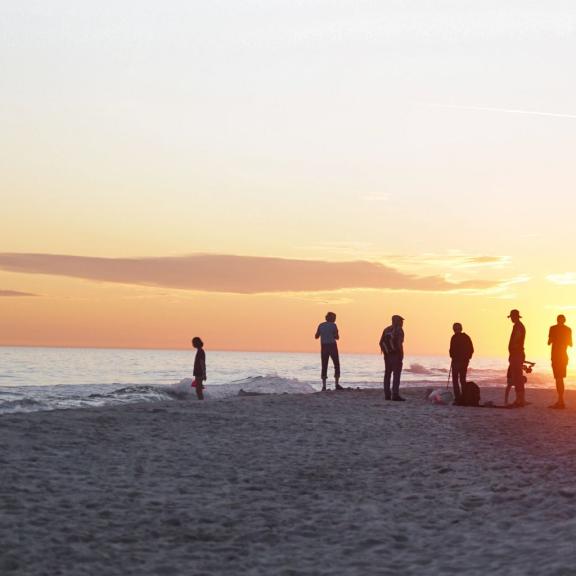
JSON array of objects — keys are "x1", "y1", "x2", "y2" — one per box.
[
  {"x1": 191, "y1": 337, "x2": 206, "y2": 400},
  {"x1": 315, "y1": 312, "x2": 342, "y2": 391},
  {"x1": 507, "y1": 309, "x2": 526, "y2": 407},
  {"x1": 380, "y1": 315, "x2": 406, "y2": 401},
  {"x1": 449, "y1": 323, "x2": 474, "y2": 405},
  {"x1": 548, "y1": 314, "x2": 572, "y2": 409}
]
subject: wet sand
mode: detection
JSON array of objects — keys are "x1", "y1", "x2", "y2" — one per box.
[{"x1": 1, "y1": 387, "x2": 576, "y2": 576}]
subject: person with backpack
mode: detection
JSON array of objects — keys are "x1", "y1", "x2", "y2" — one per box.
[
  {"x1": 548, "y1": 314, "x2": 572, "y2": 409},
  {"x1": 379, "y1": 315, "x2": 406, "y2": 401},
  {"x1": 507, "y1": 309, "x2": 527, "y2": 407},
  {"x1": 449, "y1": 323, "x2": 474, "y2": 405},
  {"x1": 315, "y1": 312, "x2": 343, "y2": 391}
]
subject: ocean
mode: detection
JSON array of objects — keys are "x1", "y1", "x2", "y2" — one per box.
[{"x1": 0, "y1": 347, "x2": 560, "y2": 414}]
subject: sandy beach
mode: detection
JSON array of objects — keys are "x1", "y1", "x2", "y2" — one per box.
[{"x1": 2, "y1": 387, "x2": 576, "y2": 576}]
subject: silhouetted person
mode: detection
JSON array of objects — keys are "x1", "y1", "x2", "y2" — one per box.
[
  {"x1": 548, "y1": 315, "x2": 572, "y2": 409},
  {"x1": 449, "y1": 323, "x2": 474, "y2": 404},
  {"x1": 380, "y1": 315, "x2": 405, "y2": 401},
  {"x1": 315, "y1": 312, "x2": 342, "y2": 391},
  {"x1": 507, "y1": 309, "x2": 526, "y2": 407},
  {"x1": 191, "y1": 337, "x2": 206, "y2": 400}
]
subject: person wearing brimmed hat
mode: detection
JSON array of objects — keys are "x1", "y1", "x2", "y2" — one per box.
[
  {"x1": 379, "y1": 315, "x2": 406, "y2": 401},
  {"x1": 507, "y1": 309, "x2": 527, "y2": 407},
  {"x1": 548, "y1": 314, "x2": 572, "y2": 409}
]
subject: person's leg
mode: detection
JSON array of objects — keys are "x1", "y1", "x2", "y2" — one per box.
[
  {"x1": 504, "y1": 384, "x2": 513, "y2": 405},
  {"x1": 452, "y1": 362, "x2": 461, "y2": 402},
  {"x1": 384, "y1": 356, "x2": 392, "y2": 399},
  {"x1": 505, "y1": 364, "x2": 513, "y2": 404},
  {"x1": 461, "y1": 361, "x2": 469, "y2": 389},
  {"x1": 392, "y1": 359, "x2": 404, "y2": 400},
  {"x1": 458, "y1": 362, "x2": 468, "y2": 402},
  {"x1": 510, "y1": 354, "x2": 525, "y2": 406},
  {"x1": 556, "y1": 378, "x2": 565, "y2": 405},
  {"x1": 320, "y1": 346, "x2": 329, "y2": 391},
  {"x1": 195, "y1": 380, "x2": 204, "y2": 400},
  {"x1": 515, "y1": 382, "x2": 525, "y2": 406},
  {"x1": 551, "y1": 362, "x2": 566, "y2": 407},
  {"x1": 331, "y1": 345, "x2": 342, "y2": 389}
]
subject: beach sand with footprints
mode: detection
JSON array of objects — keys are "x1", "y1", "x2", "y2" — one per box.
[{"x1": 2, "y1": 387, "x2": 576, "y2": 576}]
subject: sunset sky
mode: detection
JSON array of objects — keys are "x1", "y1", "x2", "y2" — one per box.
[{"x1": 1, "y1": 1, "x2": 576, "y2": 360}]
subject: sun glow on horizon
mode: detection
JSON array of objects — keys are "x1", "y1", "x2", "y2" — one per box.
[{"x1": 1, "y1": 1, "x2": 575, "y2": 358}]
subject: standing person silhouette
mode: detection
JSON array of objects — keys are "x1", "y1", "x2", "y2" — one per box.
[
  {"x1": 315, "y1": 312, "x2": 342, "y2": 391},
  {"x1": 380, "y1": 315, "x2": 406, "y2": 401},
  {"x1": 507, "y1": 309, "x2": 526, "y2": 407},
  {"x1": 548, "y1": 315, "x2": 572, "y2": 409},
  {"x1": 449, "y1": 323, "x2": 474, "y2": 404},
  {"x1": 191, "y1": 337, "x2": 206, "y2": 400}
]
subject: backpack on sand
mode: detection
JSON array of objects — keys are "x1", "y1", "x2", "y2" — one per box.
[{"x1": 461, "y1": 381, "x2": 481, "y2": 407}]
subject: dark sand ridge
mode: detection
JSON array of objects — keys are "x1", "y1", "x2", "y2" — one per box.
[{"x1": 1, "y1": 387, "x2": 576, "y2": 576}]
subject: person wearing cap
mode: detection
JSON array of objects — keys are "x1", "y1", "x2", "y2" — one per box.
[
  {"x1": 449, "y1": 323, "x2": 474, "y2": 404},
  {"x1": 379, "y1": 315, "x2": 406, "y2": 401},
  {"x1": 315, "y1": 311, "x2": 343, "y2": 391},
  {"x1": 548, "y1": 314, "x2": 572, "y2": 409},
  {"x1": 507, "y1": 309, "x2": 527, "y2": 407}
]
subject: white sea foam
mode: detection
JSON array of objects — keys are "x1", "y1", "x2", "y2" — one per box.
[
  {"x1": 0, "y1": 376, "x2": 318, "y2": 414},
  {"x1": 0, "y1": 347, "x2": 563, "y2": 414}
]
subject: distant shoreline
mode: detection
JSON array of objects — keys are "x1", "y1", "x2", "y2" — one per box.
[{"x1": 0, "y1": 343, "x2": 514, "y2": 360}]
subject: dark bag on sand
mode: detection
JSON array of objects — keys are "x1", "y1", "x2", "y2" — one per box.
[{"x1": 461, "y1": 381, "x2": 480, "y2": 407}]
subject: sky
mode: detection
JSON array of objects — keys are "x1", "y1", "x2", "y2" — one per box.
[{"x1": 1, "y1": 1, "x2": 576, "y2": 360}]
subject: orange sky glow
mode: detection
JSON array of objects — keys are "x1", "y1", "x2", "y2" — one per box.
[{"x1": 1, "y1": 2, "x2": 575, "y2": 368}]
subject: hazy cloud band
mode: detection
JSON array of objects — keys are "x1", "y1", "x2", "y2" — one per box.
[{"x1": 0, "y1": 253, "x2": 496, "y2": 294}]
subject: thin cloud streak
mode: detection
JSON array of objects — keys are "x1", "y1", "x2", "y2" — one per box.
[
  {"x1": 386, "y1": 253, "x2": 510, "y2": 270},
  {"x1": 462, "y1": 256, "x2": 511, "y2": 269},
  {"x1": 0, "y1": 289, "x2": 38, "y2": 297},
  {"x1": 0, "y1": 253, "x2": 498, "y2": 295},
  {"x1": 424, "y1": 103, "x2": 576, "y2": 121},
  {"x1": 547, "y1": 273, "x2": 576, "y2": 286}
]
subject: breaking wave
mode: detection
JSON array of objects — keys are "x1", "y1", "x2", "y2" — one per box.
[
  {"x1": 0, "y1": 375, "x2": 317, "y2": 415},
  {"x1": 1, "y1": 367, "x2": 529, "y2": 415}
]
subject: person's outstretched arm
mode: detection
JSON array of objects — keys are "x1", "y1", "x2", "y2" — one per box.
[
  {"x1": 315, "y1": 325, "x2": 321, "y2": 339},
  {"x1": 334, "y1": 325, "x2": 339, "y2": 340},
  {"x1": 548, "y1": 327, "x2": 553, "y2": 346}
]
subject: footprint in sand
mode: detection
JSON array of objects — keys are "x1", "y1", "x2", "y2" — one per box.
[{"x1": 460, "y1": 495, "x2": 486, "y2": 510}]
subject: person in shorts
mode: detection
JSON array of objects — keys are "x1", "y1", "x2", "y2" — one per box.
[{"x1": 548, "y1": 315, "x2": 572, "y2": 409}]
